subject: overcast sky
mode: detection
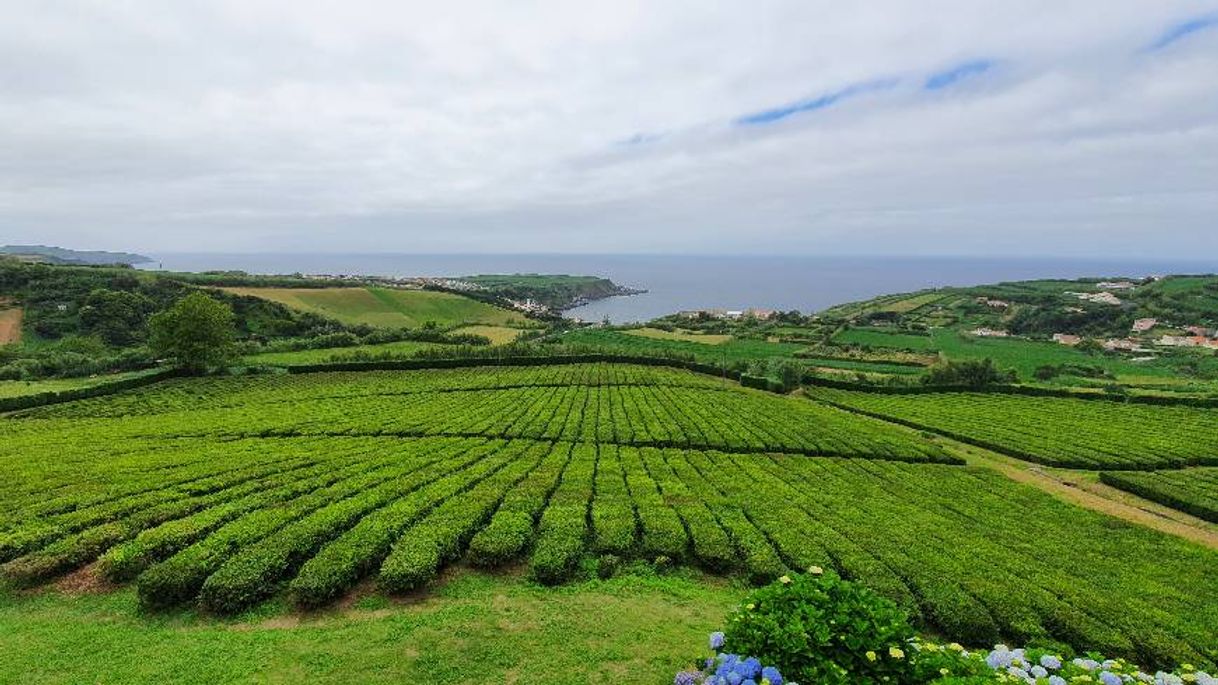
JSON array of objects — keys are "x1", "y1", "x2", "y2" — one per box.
[{"x1": 2, "y1": 1, "x2": 1217, "y2": 257}]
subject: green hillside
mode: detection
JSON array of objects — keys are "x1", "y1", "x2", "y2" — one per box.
[{"x1": 222, "y1": 286, "x2": 528, "y2": 329}]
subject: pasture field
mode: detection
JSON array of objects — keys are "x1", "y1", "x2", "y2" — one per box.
[
  {"x1": 221, "y1": 287, "x2": 527, "y2": 329},
  {"x1": 1, "y1": 362, "x2": 1217, "y2": 669},
  {"x1": 450, "y1": 324, "x2": 525, "y2": 345},
  {"x1": 808, "y1": 386, "x2": 1218, "y2": 469},
  {"x1": 0, "y1": 370, "x2": 160, "y2": 399},
  {"x1": 834, "y1": 327, "x2": 939, "y2": 351},
  {"x1": 1101, "y1": 468, "x2": 1218, "y2": 524},
  {"x1": 242, "y1": 340, "x2": 443, "y2": 366},
  {"x1": 623, "y1": 328, "x2": 733, "y2": 345},
  {"x1": 559, "y1": 328, "x2": 804, "y2": 363}
]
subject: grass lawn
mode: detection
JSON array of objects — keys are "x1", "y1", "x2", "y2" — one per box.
[
  {"x1": 623, "y1": 327, "x2": 732, "y2": 345},
  {"x1": 451, "y1": 324, "x2": 527, "y2": 345},
  {"x1": 243, "y1": 340, "x2": 445, "y2": 365},
  {"x1": 222, "y1": 287, "x2": 527, "y2": 329},
  {"x1": 0, "y1": 370, "x2": 161, "y2": 399},
  {"x1": 0, "y1": 568, "x2": 740, "y2": 685}
]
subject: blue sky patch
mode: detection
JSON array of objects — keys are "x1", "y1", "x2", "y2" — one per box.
[
  {"x1": 1147, "y1": 14, "x2": 1218, "y2": 50},
  {"x1": 924, "y1": 59, "x2": 995, "y2": 90},
  {"x1": 734, "y1": 78, "x2": 900, "y2": 126}
]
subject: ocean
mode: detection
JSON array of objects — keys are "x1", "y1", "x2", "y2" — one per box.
[{"x1": 141, "y1": 253, "x2": 1217, "y2": 324}]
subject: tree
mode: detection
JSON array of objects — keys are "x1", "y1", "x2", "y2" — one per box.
[
  {"x1": 922, "y1": 357, "x2": 1015, "y2": 387},
  {"x1": 149, "y1": 292, "x2": 236, "y2": 373}
]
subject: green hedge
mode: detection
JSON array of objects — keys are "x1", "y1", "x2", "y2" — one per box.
[{"x1": 0, "y1": 368, "x2": 180, "y2": 413}]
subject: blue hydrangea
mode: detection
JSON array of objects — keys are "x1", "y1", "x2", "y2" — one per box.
[
  {"x1": 1040, "y1": 654, "x2": 1062, "y2": 670},
  {"x1": 1099, "y1": 672, "x2": 1121, "y2": 685},
  {"x1": 709, "y1": 632, "x2": 725, "y2": 651},
  {"x1": 1048, "y1": 677, "x2": 1066, "y2": 685},
  {"x1": 739, "y1": 657, "x2": 761, "y2": 678},
  {"x1": 674, "y1": 671, "x2": 701, "y2": 685},
  {"x1": 760, "y1": 665, "x2": 783, "y2": 685}
]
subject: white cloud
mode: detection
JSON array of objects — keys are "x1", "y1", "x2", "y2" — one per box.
[{"x1": 1, "y1": 0, "x2": 1216, "y2": 257}]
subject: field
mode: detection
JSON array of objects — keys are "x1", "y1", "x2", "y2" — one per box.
[
  {"x1": 242, "y1": 340, "x2": 444, "y2": 366},
  {"x1": 2, "y1": 362, "x2": 1218, "y2": 671},
  {"x1": 559, "y1": 328, "x2": 804, "y2": 363},
  {"x1": 834, "y1": 327, "x2": 940, "y2": 351},
  {"x1": 1101, "y1": 468, "x2": 1218, "y2": 524},
  {"x1": 808, "y1": 386, "x2": 1218, "y2": 469},
  {"x1": 0, "y1": 304, "x2": 21, "y2": 345},
  {"x1": 623, "y1": 328, "x2": 733, "y2": 345},
  {"x1": 833, "y1": 327, "x2": 1215, "y2": 383},
  {"x1": 0, "y1": 570, "x2": 739, "y2": 685},
  {"x1": 221, "y1": 287, "x2": 527, "y2": 329},
  {"x1": 0, "y1": 370, "x2": 160, "y2": 399},
  {"x1": 451, "y1": 324, "x2": 525, "y2": 345}
]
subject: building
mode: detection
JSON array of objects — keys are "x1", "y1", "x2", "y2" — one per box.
[
  {"x1": 1157, "y1": 335, "x2": 1218, "y2": 349},
  {"x1": 975, "y1": 297, "x2": 1010, "y2": 309},
  {"x1": 1104, "y1": 338, "x2": 1143, "y2": 352},
  {"x1": 1052, "y1": 333, "x2": 1082, "y2": 346},
  {"x1": 970, "y1": 328, "x2": 1009, "y2": 338},
  {"x1": 1070, "y1": 291, "x2": 1122, "y2": 306},
  {"x1": 1131, "y1": 318, "x2": 1158, "y2": 332}
]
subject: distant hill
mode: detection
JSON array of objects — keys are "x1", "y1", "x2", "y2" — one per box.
[{"x1": 0, "y1": 245, "x2": 152, "y2": 266}]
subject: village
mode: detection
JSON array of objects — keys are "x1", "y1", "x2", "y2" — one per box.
[{"x1": 968, "y1": 279, "x2": 1218, "y2": 357}]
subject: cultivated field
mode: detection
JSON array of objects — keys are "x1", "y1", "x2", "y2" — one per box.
[
  {"x1": 0, "y1": 304, "x2": 21, "y2": 345},
  {"x1": 2, "y1": 363, "x2": 1217, "y2": 668},
  {"x1": 808, "y1": 386, "x2": 1218, "y2": 469},
  {"x1": 222, "y1": 287, "x2": 527, "y2": 328},
  {"x1": 1101, "y1": 468, "x2": 1218, "y2": 524}
]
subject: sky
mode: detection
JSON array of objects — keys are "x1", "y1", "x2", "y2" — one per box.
[{"x1": 2, "y1": 1, "x2": 1217, "y2": 257}]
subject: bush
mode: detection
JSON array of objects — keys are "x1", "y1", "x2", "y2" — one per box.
[
  {"x1": 723, "y1": 569, "x2": 917, "y2": 685},
  {"x1": 596, "y1": 554, "x2": 621, "y2": 579}
]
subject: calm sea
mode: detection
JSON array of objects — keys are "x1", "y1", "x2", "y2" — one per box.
[{"x1": 141, "y1": 254, "x2": 1216, "y2": 324}]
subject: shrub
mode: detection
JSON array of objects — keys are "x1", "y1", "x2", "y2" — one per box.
[
  {"x1": 723, "y1": 569, "x2": 916, "y2": 685},
  {"x1": 596, "y1": 554, "x2": 620, "y2": 579}
]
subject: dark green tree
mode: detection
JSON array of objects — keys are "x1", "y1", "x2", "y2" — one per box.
[{"x1": 148, "y1": 292, "x2": 236, "y2": 373}]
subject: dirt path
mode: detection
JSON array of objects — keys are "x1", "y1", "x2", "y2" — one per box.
[
  {"x1": 0, "y1": 304, "x2": 22, "y2": 345},
  {"x1": 938, "y1": 438, "x2": 1218, "y2": 551}
]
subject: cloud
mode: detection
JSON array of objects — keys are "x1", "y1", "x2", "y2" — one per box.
[{"x1": 1, "y1": 1, "x2": 1216, "y2": 259}]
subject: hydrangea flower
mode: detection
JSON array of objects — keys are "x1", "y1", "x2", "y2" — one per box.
[
  {"x1": 674, "y1": 671, "x2": 702, "y2": 685},
  {"x1": 1040, "y1": 654, "x2": 1062, "y2": 670},
  {"x1": 760, "y1": 666, "x2": 782, "y2": 685},
  {"x1": 709, "y1": 632, "x2": 725, "y2": 651}
]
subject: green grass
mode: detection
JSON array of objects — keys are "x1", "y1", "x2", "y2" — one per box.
[
  {"x1": 0, "y1": 370, "x2": 162, "y2": 399},
  {"x1": 0, "y1": 568, "x2": 740, "y2": 685},
  {"x1": 242, "y1": 340, "x2": 444, "y2": 366},
  {"x1": 559, "y1": 328, "x2": 804, "y2": 364},
  {"x1": 834, "y1": 328, "x2": 939, "y2": 351},
  {"x1": 222, "y1": 287, "x2": 527, "y2": 329}
]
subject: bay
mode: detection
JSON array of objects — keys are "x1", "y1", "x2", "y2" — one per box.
[{"x1": 142, "y1": 253, "x2": 1216, "y2": 324}]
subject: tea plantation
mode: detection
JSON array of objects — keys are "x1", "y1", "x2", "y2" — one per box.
[{"x1": 2, "y1": 362, "x2": 1217, "y2": 672}]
